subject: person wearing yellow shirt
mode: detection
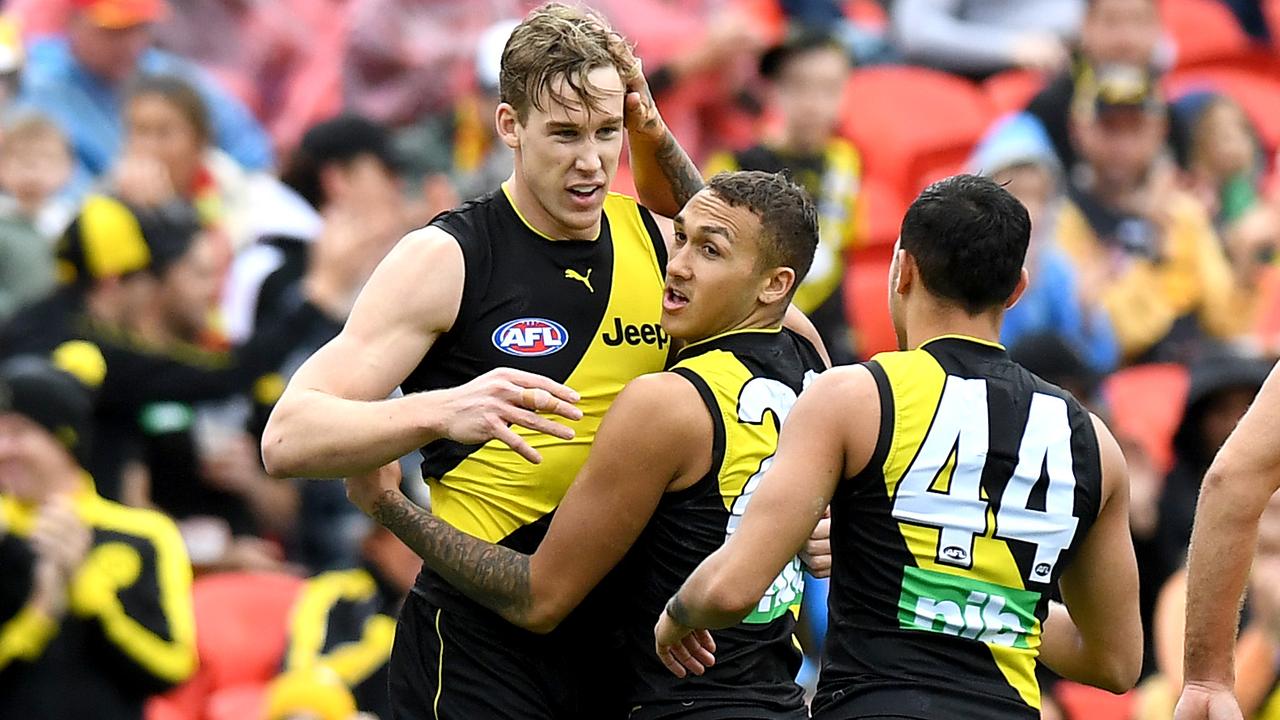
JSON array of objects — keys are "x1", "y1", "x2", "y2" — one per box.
[
  {"x1": 705, "y1": 31, "x2": 861, "y2": 364},
  {"x1": 0, "y1": 348, "x2": 196, "y2": 720},
  {"x1": 1055, "y1": 64, "x2": 1268, "y2": 363}
]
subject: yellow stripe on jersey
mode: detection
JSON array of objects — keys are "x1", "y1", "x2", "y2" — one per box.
[
  {"x1": 874, "y1": 348, "x2": 1042, "y2": 710},
  {"x1": 428, "y1": 193, "x2": 668, "y2": 543},
  {"x1": 671, "y1": 327, "x2": 805, "y2": 623}
]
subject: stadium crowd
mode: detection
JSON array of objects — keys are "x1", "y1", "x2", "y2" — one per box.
[{"x1": 1, "y1": 0, "x2": 1279, "y2": 718}]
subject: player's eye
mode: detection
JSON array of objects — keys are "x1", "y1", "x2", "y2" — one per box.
[
  {"x1": 701, "y1": 242, "x2": 720, "y2": 258},
  {"x1": 597, "y1": 126, "x2": 620, "y2": 139},
  {"x1": 673, "y1": 231, "x2": 688, "y2": 246}
]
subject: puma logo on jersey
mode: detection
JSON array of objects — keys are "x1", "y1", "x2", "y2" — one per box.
[
  {"x1": 564, "y1": 268, "x2": 593, "y2": 293},
  {"x1": 898, "y1": 567, "x2": 1039, "y2": 649},
  {"x1": 601, "y1": 317, "x2": 669, "y2": 349}
]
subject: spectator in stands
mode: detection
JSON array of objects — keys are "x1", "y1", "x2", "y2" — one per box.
[
  {"x1": 1056, "y1": 65, "x2": 1264, "y2": 363},
  {"x1": 0, "y1": 352, "x2": 197, "y2": 720},
  {"x1": 344, "y1": 0, "x2": 523, "y2": 128},
  {"x1": 0, "y1": 197, "x2": 354, "y2": 501},
  {"x1": 224, "y1": 116, "x2": 412, "y2": 570},
  {"x1": 129, "y1": 229, "x2": 300, "y2": 573},
  {"x1": 891, "y1": 0, "x2": 1084, "y2": 78},
  {"x1": 705, "y1": 31, "x2": 860, "y2": 364},
  {"x1": 970, "y1": 112, "x2": 1119, "y2": 372},
  {"x1": 0, "y1": 115, "x2": 75, "y2": 323},
  {"x1": 227, "y1": 115, "x2": 407, "y2": 351},
  {"x1": 280, "y1": 523, "x2": 420, "y2": 718},
  {"x1": 1131, "y1": 352, "x2": 1270, "y2": 678},
  {"x1": 118, "y1": 74, "x2": 291, "y2": 253},
  {"x1": 1026, "y1": 0, "x2": 1166, "y2": 171},
  {"x1": 18, "y1": 0, "x2": 274, "y2": 192},
  {"x1": 1170, "y1": 92, "x2": 1267, "y2": 231},
  {"x1": 397, "y1": 18, "x2": 517, "y2": 209},
  {"x1": 0, "y1": 17, "x2": 24, "y2": 113}
]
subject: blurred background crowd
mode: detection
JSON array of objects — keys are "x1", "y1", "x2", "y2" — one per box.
[{"x1": 1, "y1": 0, "x2": 1279, "y2": 719}]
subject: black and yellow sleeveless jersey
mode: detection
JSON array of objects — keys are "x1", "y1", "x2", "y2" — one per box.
[
  {"x1": 401, "y1": 184, "x2": 669, "y2": 615},
  {"x1": 815, "y1": 336, "x2": 1103, "y2": 720},
  {"x1": 625, "y1": 327, "x2": 824, "y2": 719},
  {"x1": 704, "y1": 139, "x2": 861, "y2": 316}
]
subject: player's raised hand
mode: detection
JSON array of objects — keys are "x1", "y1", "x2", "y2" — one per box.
[
  {"x1": 655, "y1": 610, "x2": 716, "y2": 678},
  {"x1": 1173, "y1": 682, "x2": 1244, "y2": 720},
  {"x1": 429, "y1": 368, "x2": 583, "y2": 464},
  {"x1": 621, "y1": 56, "x2": 665, "y2": 144},
  {"x1": 800, "y1": 506, "x2": 832, "y2": 578}
]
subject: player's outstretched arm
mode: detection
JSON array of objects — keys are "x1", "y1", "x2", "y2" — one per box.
[
  {"x1": 262, "y1": 227, "x2": 582, "y2": 478},
  {"x1": 1038, "y1": 415, "x2": 1142, "y2": 694},
  {"x1": 655, "y1": 366, "x2": 879, "y2": 677},
  {"x1": 344, "y1": 373, "x2": 706, "y2": 633},
  {"x1": 621, "y1": 55, "x2": 704, "y2": 219},
  {"x1": 1176, "y1": 362, "x2": 1280, "y2": 720}
]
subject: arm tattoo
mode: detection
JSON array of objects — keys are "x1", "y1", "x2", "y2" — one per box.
[
  {"x1": 371, "y1": 491, "x2": 532, "y2": 622},
  {"x1": 665, "y1": 592, "x2": 694, "y2": 628},
  {"x1": 655, "y1": 129, "x2": 704, "y2": 209}
]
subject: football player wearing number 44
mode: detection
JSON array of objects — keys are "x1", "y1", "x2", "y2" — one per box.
[
  {"x1": 345, "y1": 170, "x2": 830, "y2": 720},
  {"x1": 657, "y1": 174, "x2": 1144, "y2": 720}
]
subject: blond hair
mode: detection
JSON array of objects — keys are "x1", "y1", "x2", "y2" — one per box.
[
  {"x1": 0, "y1": 112, "x2": 69, "y2": 158},
  {"x1": 500, "y1": 3, "x2": 635, "y2": 122}
]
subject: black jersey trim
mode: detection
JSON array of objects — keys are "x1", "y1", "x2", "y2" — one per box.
[
  {"x1": 638, "y1": 205, "x2": 667, "y2": 272},
  {"x1": 669, "y1": 367, "x2": 726, "y2": 501},
  {"x1": 862, "y1": 360, "x2": 895, "y2": 475}
]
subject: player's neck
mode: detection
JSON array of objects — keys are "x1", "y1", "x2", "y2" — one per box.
[
  {"x1": 904, "y1": 297, "x2": 1003, "y2": 350},
  {"x1": 504, "y1": 174, "x2": 601, "y2": 242}
]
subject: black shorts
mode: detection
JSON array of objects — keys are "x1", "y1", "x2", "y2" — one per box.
[
  {"x1": 389, "y1": 590, "x2": 627, "y2": 720},
  {"x1": 627, "y1": 699, "x2": 810, "y2": 720}
]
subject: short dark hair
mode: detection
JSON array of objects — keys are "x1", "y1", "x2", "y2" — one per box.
[
  {"x1": 706, "y1": 171, "x2": 819, "y2": 290},
  {"x1": 899, "y1": 174, "x2": 1030, "y2": 314},
  {"x1": 281, "y1": 114, "x2": 399, "y2": 210}
]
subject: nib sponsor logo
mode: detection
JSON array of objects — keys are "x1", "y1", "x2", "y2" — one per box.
[{"x1": 897, "y1": 566, "x2": 1040, "y2": 649}]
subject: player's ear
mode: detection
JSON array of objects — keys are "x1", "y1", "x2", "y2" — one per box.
[
  {"x1": 892, "y1": 245, "x2": 914, "y2": 296},
  {"x1": 759, "y1": 266, "x2": 796, "y2": 306},
  {"x1": 496, "y1": 103, "x2": 521, "y2": 149},
  {"x1": 1003, "y1": 267, "x2": 1030, "y2": 310}
]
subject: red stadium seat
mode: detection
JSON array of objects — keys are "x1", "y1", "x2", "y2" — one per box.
[
  {"x1": 1102, "y1": 363, "x2": 1191, "y2": 474},
  {"x1": 1055, "y1": 680, "x2": 1137, "y2": 720},
  {"x1": 855, "y1": 176, "x2": 908, "y2": 249},
  {"x1": 1166, "y1": 68, "x2": 1280, "y2": 155},
  {"x1": 839, "y1": 67, "x2": 992, "y2": 201},
  {"x1": 982, "y1": 70, "x2": 1049, "y2": 116},
  {"x1": 149, "y1": 572, "x2": 305, "y2": 720},
  {"x1": 1160, "y1": 0, "x2": 1256, "y2": 69},
  {"x1": 845, "y1": 0, "x2": 888, "y2": 28},
  {"x1": 845, "y1": 249, "x2": 897, "y2": 360}
]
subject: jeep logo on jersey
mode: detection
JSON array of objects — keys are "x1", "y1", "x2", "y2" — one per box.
[
  {"x1": 492, "y1": 318, "x2": 568, "y2": 357},
  {"x1": 601, "y1": 317, "x2": 670, "y2": 349}
]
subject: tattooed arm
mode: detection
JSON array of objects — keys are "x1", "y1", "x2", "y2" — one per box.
[
  {"x1": 347, "y1": 372, "x2": 709, "y2": 633},
  {"x1": 622, "y1": 58, "x2": 704, "y2": 218}
]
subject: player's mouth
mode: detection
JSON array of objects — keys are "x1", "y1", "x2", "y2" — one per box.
[
  {"x1": 663, "y1": 285, "x2": 690, "y2": 313},
  {"x1": 566, "y1": 183, "x2": 604, "y2": 208}
]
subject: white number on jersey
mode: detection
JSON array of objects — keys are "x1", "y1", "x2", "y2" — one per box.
[
  {"x1": 890, "y1": 377, "x2": 1080, "y2": 583},
  {"x1": 727, "y1": 371, "x2": 818, "y2": 622}
]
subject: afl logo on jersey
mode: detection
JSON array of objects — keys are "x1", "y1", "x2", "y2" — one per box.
[{"x1": 492, "y1": 318, "x2": 568, "y2": 357}]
